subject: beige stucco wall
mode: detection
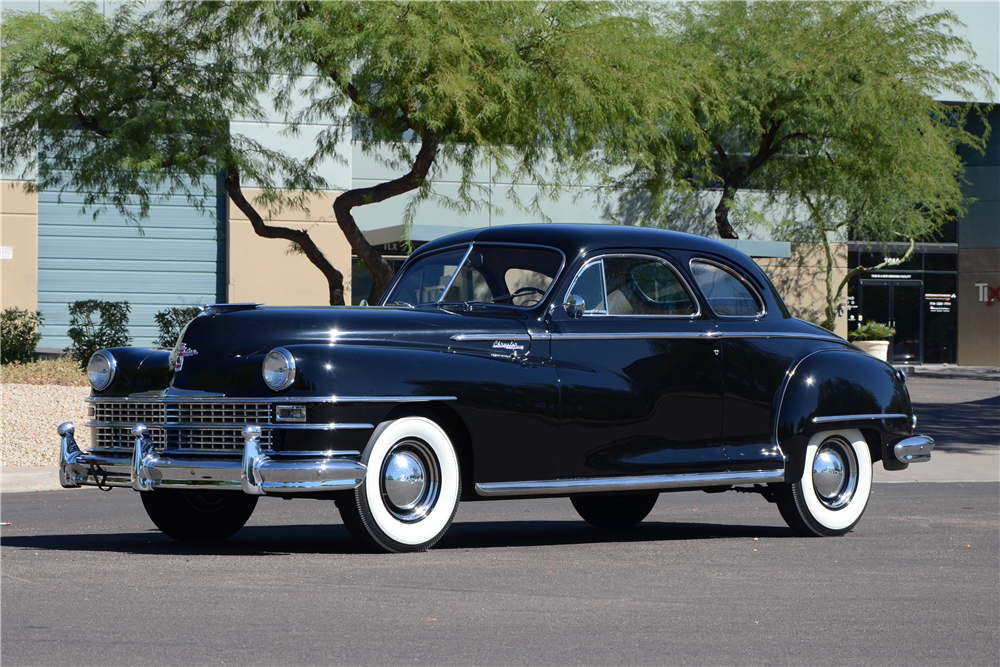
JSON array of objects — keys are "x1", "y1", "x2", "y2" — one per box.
[
  {"x1": 957, "y1": 248, "x2": 1000, "y2": 366},
  {"x1": 0, "y1": 182, "x2": 39, "y2": 311},
  {"x1": 227, "y1": 190, "x2": 352, "y2": 306},
  {"x1": 755, "y1": 242, "x2": 849, "y2": 340}
]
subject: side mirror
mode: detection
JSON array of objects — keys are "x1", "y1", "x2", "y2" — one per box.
[
  {"x1": 565, "y1": 294, "x2": 585, "y2": 319},
  {"x1": 359, "y1": 299, "x2": 369, "y2": 307}
]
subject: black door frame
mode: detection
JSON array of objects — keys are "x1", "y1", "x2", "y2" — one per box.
[{"x1": 857, "y1": 279, "x2": 925, "y2": 364}]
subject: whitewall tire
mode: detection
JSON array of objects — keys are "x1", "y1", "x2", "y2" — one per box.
[
  {"x1": 336, "y1": 416, "x2": 461, "y2": 552},
  {"x1": 775, "y1": 429, "x2": 873, "y2": 537}
]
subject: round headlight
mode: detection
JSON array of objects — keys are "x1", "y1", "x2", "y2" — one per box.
[
  {"x1": 87, "y1": 350, "x2": 117, "y2": 391},
  {"x1": 262, "y1": 347, "x2": 296, "y2": 391}
]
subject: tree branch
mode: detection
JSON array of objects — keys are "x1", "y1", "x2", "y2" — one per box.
[
  {"x1": 333, "y1": 137, "x2": 440, "y2": 302},
  {"x1": 224, "y1": 165, "x2": 345, "y2": 305}
]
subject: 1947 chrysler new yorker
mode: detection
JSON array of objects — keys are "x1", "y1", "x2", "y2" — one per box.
[{"x1": 59, "y1": 224, "x2": 935, "y2": 551}]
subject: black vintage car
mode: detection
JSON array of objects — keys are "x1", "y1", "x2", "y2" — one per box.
[{"x1": 59, "y1": 224, "x2": 935, "y2": 551}]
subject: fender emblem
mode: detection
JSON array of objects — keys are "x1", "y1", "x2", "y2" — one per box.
[{"x1": 175, "y1": 343, "x2": 199, "y2": 371}]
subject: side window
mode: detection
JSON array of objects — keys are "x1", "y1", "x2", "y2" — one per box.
[
  {"x1": 567, "y1": 261, "x2": 607, "y2": 313},
  {"x1": 690, "y1": 260, "x2": 763, "y2": 317},
  {"x1": 567, "y1": 256, "x2": 695, "y2": 316}
]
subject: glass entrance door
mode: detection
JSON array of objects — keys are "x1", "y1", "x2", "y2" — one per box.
[{"x1": 858, "y1": 280, "x2": 924, "y2": 364}]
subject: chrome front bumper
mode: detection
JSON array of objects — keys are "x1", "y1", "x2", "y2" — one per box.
[
  {"x1": 893, "y1": 434, "x2": 935, "y2": 463},
  {"x1": 58, "y1": 422, "x2": 366, "y2": 494}
]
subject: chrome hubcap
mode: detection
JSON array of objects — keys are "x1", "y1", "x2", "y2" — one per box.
[
  {"x1": 380, "y1": 439, "x2": 440, "y2": 522},
  {"x1": 383, "y1": 452, "x2": 425, "y2": 509},
  {"x1": 812, "y1": 437, "x2": 859, "y2": 510}
]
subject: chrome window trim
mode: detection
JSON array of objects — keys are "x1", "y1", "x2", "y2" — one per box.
[
  {"x1": 475, "y1": 469, "x2": 785, "y2": 497},
  {"x1": 86, "y1": 395, "x2": 458, "y2": 404},
  {"x1": 811, "y1": 413, "x2": 908, "y2": 424},
  {"x1": 437, "y1": 243, "x2": 476, "y2": 303},
  {"x1": 689, "y1": 258, "x2": 766, "y2": 318},
  {"x1": 565, "y1": 258, "x2": 609, "y2": 314},
  {"x1": 562, "y1": 253, "x2": 701, "y2": 318}
]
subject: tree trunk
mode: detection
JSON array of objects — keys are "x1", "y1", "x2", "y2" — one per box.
[
  {"x1": 714, "y1": 187, "x2": 739, "y2": 239},
  {"x1": 223, "y1": 166, "x2": 346, "y2": 305},
  {"x1": 332, "y1": 138, "x2": 440, "y2": 304}
]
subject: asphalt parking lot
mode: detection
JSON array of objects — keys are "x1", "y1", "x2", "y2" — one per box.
[
  {"x1": 2, "y1": 374, "x2": 998, "y2": 666},
  {"x1": 2, "y1": 482, "x2": 998, "y2": 666}
]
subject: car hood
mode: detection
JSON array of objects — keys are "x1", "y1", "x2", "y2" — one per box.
[{"x1": 166, "y1": 305, "x2": 533, "y2": 395}]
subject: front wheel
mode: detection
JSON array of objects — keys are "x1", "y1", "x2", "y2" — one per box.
[
  {"x1": 336, "y1": 416, "x2": 461, "y2": 552},
  {"x1": 774, "y1": 429, "x2": 873, "y2": 537},
  {"x1": 571, "y1": 492, "x2": 659, "y2": 529},
  {"x1": 140, "y1": 490, "x2": 258, "y2": 542}
]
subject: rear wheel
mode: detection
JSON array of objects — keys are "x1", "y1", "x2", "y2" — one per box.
[
  {"x1": 571, "y1": 492, "x2": 659, "y2": 529},
  {"x1": 336, "y1": 416, "x2": 461, "y2": 552},
  {"x1": 774, "y1": 429, "x2": 873, "y2": 537},
  {"x1": 140, "y1": 490, "x2": 258, "y2": 542}
]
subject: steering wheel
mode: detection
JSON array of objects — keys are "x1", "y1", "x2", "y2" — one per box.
[{"x1": 492, "y1": 286, "x2": 547, "y2": 304}]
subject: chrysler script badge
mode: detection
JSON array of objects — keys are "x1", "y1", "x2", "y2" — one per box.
[{"x1": 174, "y1": 343, "x2": 199, "y2": 371}]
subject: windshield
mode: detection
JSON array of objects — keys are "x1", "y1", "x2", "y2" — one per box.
[{"x1": 385, "y1": 244, "x2": 563, "y2": 308}]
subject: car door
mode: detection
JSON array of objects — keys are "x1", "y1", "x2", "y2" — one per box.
[
  {"x1": 547, "y1": 252, "x2": 727, "y2": 478},
  {"x1": 688, "y1": 258, "x2": 787, "y2": 472}
]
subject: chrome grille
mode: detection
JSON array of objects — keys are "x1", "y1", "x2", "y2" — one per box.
[
  {"x1": 171, "y1": 428, "x2": 273, "y2": 451},
  {"x1": 167, "y1": 403, "x2": 273, "y2": 424},
  {"x1": 96, "y1": 426, "x2": 167, "y2": 450},
  {"x1": 89, "y1": 400, "x2": 274, "y2": 453},
  {"x1": 92, "y1": 402, "x2": 167, "y2": 424}
]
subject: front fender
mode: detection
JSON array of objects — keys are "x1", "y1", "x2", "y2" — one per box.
[{"x1": 776, "y1": 348, "x2": 912, "y2": 480}]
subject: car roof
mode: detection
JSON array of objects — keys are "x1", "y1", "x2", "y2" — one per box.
[{"x1": 415, "y1": 223, "x2": 756, "y2": 267}]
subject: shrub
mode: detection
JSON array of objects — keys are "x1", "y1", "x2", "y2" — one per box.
[
  {"x1": 154, "y1": 306, "x2": 201, "y2": 349},
  {"x1": 1, "y1": 307, "x2": 43, "y2": 364},
  {"x1": 849, "y1": 321, "x2": 896, "y2": 341},
  {"x1": 66, "y1": 300, "x2": 131, "y2": 370}
]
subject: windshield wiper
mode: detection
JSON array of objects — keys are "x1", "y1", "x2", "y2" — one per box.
[{"x1": 388, "y1": 301, "x2": 414, "y2": 308}]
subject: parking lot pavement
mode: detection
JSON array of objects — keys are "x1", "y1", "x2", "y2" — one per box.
[{"x1": 2, "y1": 483, "x2": 998, "y2": 666}]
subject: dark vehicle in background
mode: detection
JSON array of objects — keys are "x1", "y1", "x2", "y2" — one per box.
[{"x1": 59, "y1": 225, "x2": 935, "y2": 551}]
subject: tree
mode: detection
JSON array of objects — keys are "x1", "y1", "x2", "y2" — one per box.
[
  {"x1": 614, "y1": 1, "x2": 994, "y2": 248},
  {"x1": 2, "y1": 1, "x2": 709, "y2": 304}
]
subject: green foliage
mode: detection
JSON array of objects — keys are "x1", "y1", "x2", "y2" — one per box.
[
  {"x1": 849, "y1": 321, "x2": 896, "y2": 342},
  {"x1": 1, "y1": 308, "x2": 43, "y2": 365},
  {"x1": 66, "y1": 300, "x2": 131, "y2": 370},
  {"x1": 0, "y1": 2, "x2": 315, "y2": 223},
  {"x1": 153, "y1": 307, "x2": 201, "y2": 350}
]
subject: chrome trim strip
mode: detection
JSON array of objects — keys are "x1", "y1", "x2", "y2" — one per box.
[
  {"x1": 262, "y1": 423, "x2": 374, "y2": 431},
  {"x1": 86, "y1": 396, "x2": 457, "y2": 404},
  {"x1": 451, "y1": 334, "x2": 533, "y2": 342},
  {"x1": 893, "y1": 435, "x2": 935, "y2": 463},
  {"x1": 812, "y1": 413, "x2": 909, "y2": 424},
  {"x1": 530, "y1": 331, "x2": 838, "y2": 342},
  {"x1": 475, "y1": 469, "x2": 784, "y2": 497},
  {"x1": 87, "y1": 421, "x2": 373, "y2": 430}
]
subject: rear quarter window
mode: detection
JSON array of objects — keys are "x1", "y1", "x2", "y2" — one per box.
[{"x1": 690, "y1": 260, "x2": 764, "y2": 317}]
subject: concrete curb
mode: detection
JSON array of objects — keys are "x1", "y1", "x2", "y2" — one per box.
[
  {"x1": 900, "y1": 365, "x2": 1000, "y2": 381},
  {"x1": 0, "y1": 467, "x2": 82, "y2": 493},
  {"x1": 3, "y1": 451, "x2": 997, "y2": 493}
]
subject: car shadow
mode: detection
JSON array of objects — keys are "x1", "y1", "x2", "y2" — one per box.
[
  {"x1": 0, "y1": 519, "x2": 793, "y2": 556},
  {"x1": 912, "y1": 395, "x2": 999, "y2": 452}
]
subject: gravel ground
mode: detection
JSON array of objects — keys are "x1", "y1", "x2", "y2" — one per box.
[{"x1": 1, "y1": 384, "x2": 91, "y2": 467}]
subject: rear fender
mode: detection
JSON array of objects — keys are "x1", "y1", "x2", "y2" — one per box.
[{"x1": 776, "y1": 348, "x2": 912, "y2": 481}]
